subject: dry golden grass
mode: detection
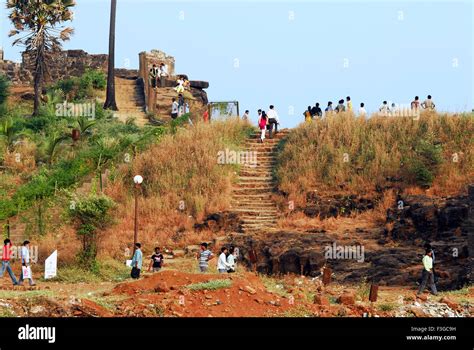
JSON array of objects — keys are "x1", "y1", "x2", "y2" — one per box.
[
  {"x1": 277, "y1": 111, "x2": 474, "y2": 203},
  {"x1": 98, "y1": 118, "x2": 253, "y2": 257}
]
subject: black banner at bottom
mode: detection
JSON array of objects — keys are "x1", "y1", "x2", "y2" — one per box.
[{"x1": 0, "y1": 317, "x2": 471, "y2": 348}]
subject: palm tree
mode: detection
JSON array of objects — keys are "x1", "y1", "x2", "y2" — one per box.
[
  {"x1": 0, "y1": 117, "x2": 31, "y2": 151},
  {"x1": 7, "y1": 0, "x2": 75, "y2": 116},
  {"x1": 103, "y1": 0, "x2": 118, "y2": 111}
]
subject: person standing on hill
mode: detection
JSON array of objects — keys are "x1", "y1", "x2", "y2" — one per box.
[
  {"x1": 19, "y1": 240, "x2": 35, "y2": 286},
  {"x1": 417, "y1": 248, "x2": 438, "y2": 296},
  {"x1": 359, "y1": 103, "x2": 367, "y2": 117},
  {"x1": 267, "y1": 105, "x2": 280, "y2": 138},
  {"x1": 411, "y1": 96, "x2": 420, "y2": 110},
  {"x1": 197, "y1": 242, "x2": 214, "y2": 272},
  {"x1": 148, "y1": 247, "x2": 164, "y2": 273},
  {"x1": 258, "y1": 111, "x2": 268, "y2": 143},
  {"x1": 325, "y1": 101, "x2": 333, "y2": 115},
  {"x1": 312, "y1": 103, "x2": 322, "y2": 118},
  {"x1": 149, "y1": 64, "x2": 159, "y2": 89},
  {"x1": 171, "y1": 98, "x2": 179, "y2": 119},
  {"x1": 304, "y1": 106, "x2": 312, "y2": 123},
  {"x1": 379, "y1": 101, "x2": 390, "y2": 115},
  {"x1": 242, "y1": 110, "x2": 250, "y2": 121},
  {"x1": 346, "y1": 96, "x2": 353, "y2": 112},
  {"x1": 0, "y1": 239, "x2": 19, "y2": 286},
  {"x1": 130, "y1": 243, "x2": 143, "y2": 279},
  {"x1": 159, "y1": 63, "x2": 168, "y2": 88},
  {"x1": 217, "y1": 247, "x2": 230, "y2": 274},
  {"x1": 422, "y1": 95, "x2": 436, "y2": 110},
  {"x1": 178, "y1": 94, "x2": 185, "y2": 116},
  {"x1": 335, "y1": 99, "x2": 346, "y2": 113}
]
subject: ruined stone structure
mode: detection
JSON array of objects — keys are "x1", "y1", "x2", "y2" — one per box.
[{"x1": 0, "y1": 49, "x2": 108, "y2": 85}]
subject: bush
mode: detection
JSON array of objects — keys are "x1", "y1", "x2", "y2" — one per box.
[
  {"x1": 0, "y1": 74, "x2": 10, "y2": 106},
  {"x1": 50, "y1": 69, "x2": 106, "y2": 101},
  {"x1": 68, "y1": 194, "x2": 115, "y2": 268}
]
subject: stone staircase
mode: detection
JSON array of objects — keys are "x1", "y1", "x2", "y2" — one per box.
[
  {"x1": 231, "y1": 129, "x2": 289, "y2": 233},
  {"x1": 115, "y1": 77, "x2": 148, "y2": 127}
]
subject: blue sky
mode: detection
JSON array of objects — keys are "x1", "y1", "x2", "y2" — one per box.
[{"x1": 1, "y1": 0, "x2": 473, "y2": 127}]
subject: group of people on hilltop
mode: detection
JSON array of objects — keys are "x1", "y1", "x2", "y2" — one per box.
[
  {"x1": 128, "y1": 242, "x2": 237, "y2": 279},
  {"x1": 303, "y1": 94, "x2": 436, "y2": 121},
  {"x1": 256, "y1": 105, "x2": 280, "y2": 143},
  {"x1": 0, "y1": 239, "x2": 35, "y2": 286}
]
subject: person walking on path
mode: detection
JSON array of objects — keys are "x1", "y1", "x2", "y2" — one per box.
[
  {"x1": 417, "y1": 248, "x2": 438, "y2": 296},
  {"x1": 422, "y1": 95, "x2": 436, "y2": 110},
  {"x1": 217, "y1": 247, "x2": 230, "y2": 274},
  {"x1": 148, "y1": 247, "x2": 164, "y2": 273},
  {"x1": 0, "y1": 239, "x2": 19, "y2": 286},
  {"x1": 197, "y1": 242, "x2": 214, "y2": 272},
  {"x1": 267, "y1": 105, "x2": 280, "y2": 138},
  {"x1": 258, "y1": 111, "x2": 268, "y2": 143},
  {"x1": 227, "y1": 247, "x2": 236, "y2": 273},
  {"x1": 19, "y1": 240, "x2": 35, "y2": 286},
  {"x1": 130, "y1": 243, "x2": 143, "y2": 279}
]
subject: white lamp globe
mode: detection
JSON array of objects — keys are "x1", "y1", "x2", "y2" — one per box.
[{"x1": 133, "y1": 175, "x2": 143, "y2": 185}]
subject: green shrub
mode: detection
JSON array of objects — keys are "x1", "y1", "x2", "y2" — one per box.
[
  {"x1": 68, "y1": 194, "x2": 115, "y2": 268},
  {"x1": 0, "y1": 75, "x2": 10, "y2": 106}
]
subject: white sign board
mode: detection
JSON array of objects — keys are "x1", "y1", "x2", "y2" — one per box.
[{"x1": 44, "y1": 250, "x2": 58, "y2": 279}]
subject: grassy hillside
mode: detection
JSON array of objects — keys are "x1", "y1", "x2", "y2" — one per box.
[
  {"x1": 276, "y1": 112, "x2": 474, "y2": 204},
  {"x1": 100, "y1": 118, "x2": 254, "y2": 258}
]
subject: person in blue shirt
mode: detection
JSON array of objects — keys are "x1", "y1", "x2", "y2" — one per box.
[{"x1": 131, "y1": 243, "x2": 143, "y2": 279}]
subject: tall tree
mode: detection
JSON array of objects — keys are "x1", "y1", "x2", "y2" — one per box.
[
  {"x1": 7, "y1": 0, "x2": 75, "y2": 117},
  {"x1": 103, "y1": 0, "x2": 118, "y2": 111}
]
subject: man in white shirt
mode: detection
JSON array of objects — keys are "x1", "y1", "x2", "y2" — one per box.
[
  {"x1": 266, "y1": 105, "x2": 280, "y2": 138},
  {"x1": 19, "y1": 240, "x2": 35, "y2": 286},
  {"x1": 159, "y1": 63, "x2": 168, "y2": 88},
  {"x1": 217, "y1": 247, "x2": 230, "y2": 273},
  {"x1": 417, "y1": 248, "x2": 437, "y2": 296}
]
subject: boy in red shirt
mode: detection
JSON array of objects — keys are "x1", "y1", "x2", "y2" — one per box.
[{"x1": 1, "y1": 239, "x2": 19, "y2": 285}]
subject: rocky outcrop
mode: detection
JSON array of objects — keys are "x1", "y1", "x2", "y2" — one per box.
[
  {"x1": 303, "y1": 193, "x2": 378, "y2": 219},
  {"x1": 386, "y1": 194, "x2": 469, "y2": 241},
  {"x1": 194, "y1": 212, "x2": 242, "y2": 233}
]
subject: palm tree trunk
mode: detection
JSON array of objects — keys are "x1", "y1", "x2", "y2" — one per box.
[
  {"x1": 33, "y1": 35, "x2": 45, "y2": 117},
  {"x1": 104, "y1": 0, "x2": 118, "y2": 110}
]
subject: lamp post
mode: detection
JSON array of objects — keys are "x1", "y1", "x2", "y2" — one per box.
[{"x1": 133, "y1": 175, "x2": 143, "y2": 254}]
